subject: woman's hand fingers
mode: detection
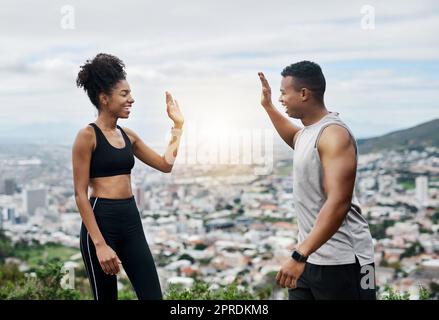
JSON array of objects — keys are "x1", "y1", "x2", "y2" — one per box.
[
  {"x1": 105, "y1": 259, "x2": 116, "y2": 275},
  {"x1": 174, "y1": 99, "x2": 180, "y2": 110},
  {"x1": 100, "y1": 261, "x2": 111, "y2": 275},
  {"x1": 107, "y1": 260, "x2": 117, "y2": 275},
  {"x1": 165, "y1": 92, "x2": 184, "y2": 125},
  {"x1": 111, "y1": 257, "x2": 120, "y2": 274},
  {"x1": 99, "y1": 252, "x2": 121, "y2": 275},
  {"x1": 166, "y1": 91, "x2": 174, "y2": 107}
]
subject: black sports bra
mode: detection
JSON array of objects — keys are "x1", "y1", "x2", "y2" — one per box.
[{"x1": 88, "y1": 123, "x2": 135, "y2": 178}]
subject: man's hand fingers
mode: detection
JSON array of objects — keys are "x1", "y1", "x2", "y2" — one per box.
[
  {"x1": 258, "y1": 75, "x2": 267, "y2": 86},
  {"x1": 286, "y1": 276, "x2": 297, "y2": 289},
  {"x1": 275, "y1": 270, "x2": 282, "y2": 284},
  {"x1": 258, "y1": 72, "x2": 270, "y2": 88},
  {"x1": 284, "y1": 275, "x2": 293, "y2": 288},
  {"x1": 289, "y1": 278, "x2": 297, "y2": 289},
  {"x1": 279, "y1": 273, "x2": 288, "y2": 288}
]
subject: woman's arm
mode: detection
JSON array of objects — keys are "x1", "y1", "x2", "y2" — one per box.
[
  {"x1": 124, "y1": 91, "x2": 184, "y2": 173},
  {"x1": 72, "y1": 127, "x2": 121, "y2": 275}
]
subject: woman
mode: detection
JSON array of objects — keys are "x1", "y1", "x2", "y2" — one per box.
[{"x1": 72, "y1": 53, "x2": 184, "y2": 300}]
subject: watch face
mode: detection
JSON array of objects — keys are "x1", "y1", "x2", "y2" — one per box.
[{"x1": 292, "y1": 250, "x2": 306, "y2": 262}]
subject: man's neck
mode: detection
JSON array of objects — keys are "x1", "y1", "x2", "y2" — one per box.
[{"x1": 300, "y1": 105, "x2": 329, "y2": 127}]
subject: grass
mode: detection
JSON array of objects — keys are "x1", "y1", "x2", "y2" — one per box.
[
  {"x1": 400, "y1": 181, "x2": 415, "y2": 190},
  {"x1": 12, "y1": 243, "x2": 79, "y2": 268}
]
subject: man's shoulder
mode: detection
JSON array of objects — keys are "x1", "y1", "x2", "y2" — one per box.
[{"x1": 318, "y1": 124, "x2": 355, "y2": 155}]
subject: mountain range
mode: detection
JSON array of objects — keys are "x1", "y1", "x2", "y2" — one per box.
[{"x1": 357, "y1": 118, "x2": 439, "y2": 154}]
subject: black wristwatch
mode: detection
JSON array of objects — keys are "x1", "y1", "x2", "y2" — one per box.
[{"x1": 291, "y1": 249, "x2": 308, "y2": 263}]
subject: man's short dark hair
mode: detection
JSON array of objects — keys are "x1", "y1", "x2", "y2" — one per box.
[{"x1": 281, "y1": 61, "x2": 326, "y2": 102}]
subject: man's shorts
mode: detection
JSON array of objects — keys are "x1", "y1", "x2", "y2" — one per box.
[{"x1": 288, "y1": 257, "x2": 376, "y2": 300}]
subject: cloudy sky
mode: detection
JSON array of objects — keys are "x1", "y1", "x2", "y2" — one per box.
[{"x1": 0, "y1": 0, "x2": 438, "y2": 145}]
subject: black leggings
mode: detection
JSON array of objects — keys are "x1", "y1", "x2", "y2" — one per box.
[{"x1": 79, "y1": 196, "x2": 162, "y2": 300}]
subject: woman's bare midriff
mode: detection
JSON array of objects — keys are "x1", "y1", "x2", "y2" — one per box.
[{"x1": 89, "y1": 174, "x2": 133, "y2": 199}]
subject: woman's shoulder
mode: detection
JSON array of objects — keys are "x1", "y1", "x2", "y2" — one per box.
[
  {"x1": 77, "y1": 124, "x2": 96, "y2": 138},
  {"x1": 73, "y1": 124, "x2": 96, "y2": 150}
]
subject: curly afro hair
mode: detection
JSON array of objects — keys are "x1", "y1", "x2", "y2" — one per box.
[
  {"x1": 76, "y1": 53, "x2": 127, "y2": 109},
  {"x1": 281, "y1": 61, "x2": 326, "y2": 102}
]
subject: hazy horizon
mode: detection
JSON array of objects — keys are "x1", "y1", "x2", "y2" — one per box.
[{"x1": 0, "y1": 116, "x2": 438, "y2": 147}]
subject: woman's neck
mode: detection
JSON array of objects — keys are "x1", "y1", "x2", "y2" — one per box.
[{"x1": 96, "y1": 112, "x2": 118, "y2": 131}]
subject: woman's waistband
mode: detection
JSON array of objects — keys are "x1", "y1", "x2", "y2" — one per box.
[{"x1": 89, "y1": 195, "x2": 135, "y2": 204}]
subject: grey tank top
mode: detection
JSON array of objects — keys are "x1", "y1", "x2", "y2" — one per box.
[{"x1": 293, "y1": 112, "x2": 374, "y2": 266}]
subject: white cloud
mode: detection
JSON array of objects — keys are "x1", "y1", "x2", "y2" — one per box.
[{"x1": 0, "y1": 0, "x2": 438, "y2": 140}]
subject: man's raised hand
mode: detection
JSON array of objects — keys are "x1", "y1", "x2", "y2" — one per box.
[{"x1": 258, "y1": 72, "x2": 274, "y2": 109}]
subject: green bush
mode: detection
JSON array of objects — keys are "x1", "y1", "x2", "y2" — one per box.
[
  {"x1": 380, "y1": 284, "x2": 411, "y2": 300},
  {"x1": 0, "y1": 259, "x2": 81, "y2": 300},
  {"x1": 380, "y1": 284, "x2": 431, "y2": 300},
  {"x1": 0, "y1": 263, "x2": 25, "y2": 285}
]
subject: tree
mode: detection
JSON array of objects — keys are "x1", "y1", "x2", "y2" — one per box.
[
  {"x1": 0, "y1": 231, "x2": 13, "y2": 263},
  {"x1": 400, "y1": 241, "x2": 424, "y2": 259},
  {"x1": 369, "y1": 219, "x2": 395, "y2": 240},
  {"x1": 178, "y1": 254, "x2": 195, "y2": 264},
  {"x1": 431, "y1": 210, "x2": 439, "y2": 224}
]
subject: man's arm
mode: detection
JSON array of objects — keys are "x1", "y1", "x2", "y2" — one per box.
[
  {"x1": 298, "y1": 124, "x2": 357, "y2": 257},
  {"x1": 258, "y1": 72, "x2": 301, "y2": 148}
]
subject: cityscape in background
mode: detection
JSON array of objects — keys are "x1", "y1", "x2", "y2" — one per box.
[{"x1": 0, "y1": 119, "x2": 438, "y2": 300}]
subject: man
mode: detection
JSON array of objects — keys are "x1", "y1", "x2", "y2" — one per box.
[{"x1": 258, "y1": 61, "x2": 375, "y2": 300}]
